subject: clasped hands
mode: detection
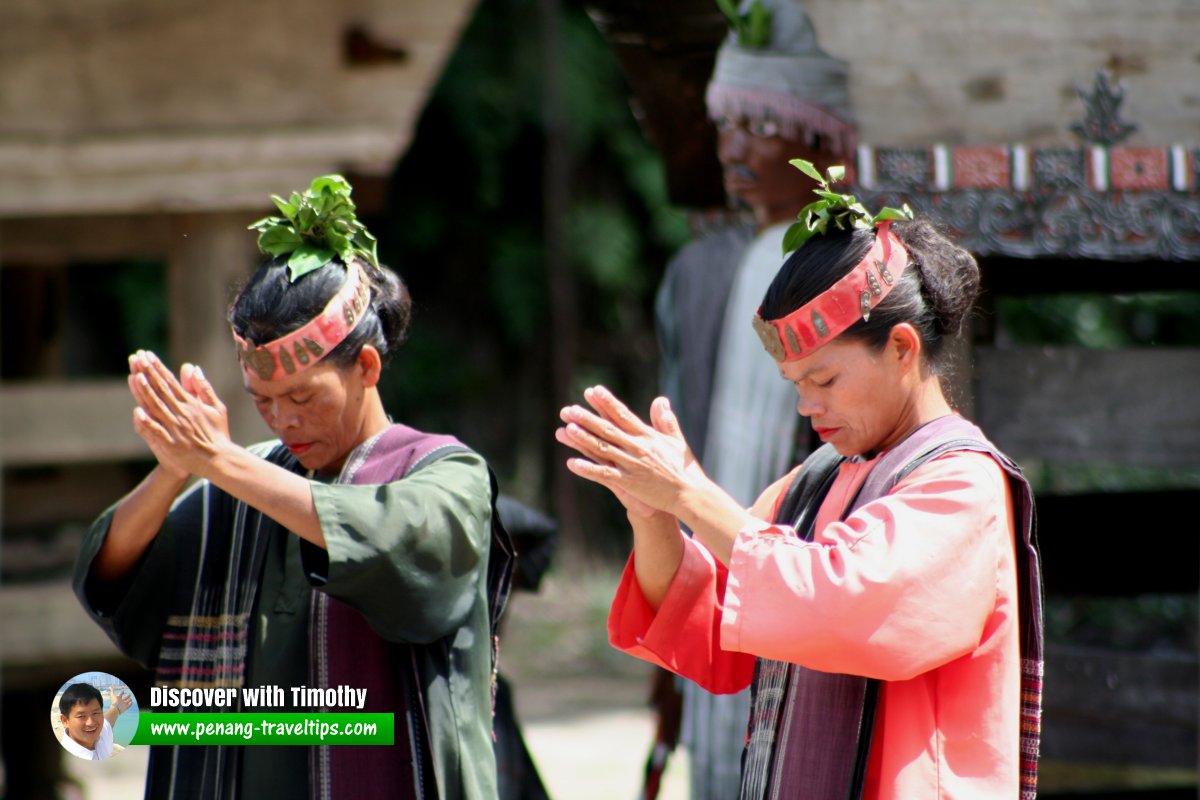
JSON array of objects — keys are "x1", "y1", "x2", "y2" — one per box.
[
  {"x1": 555, "y1": 385, "x2": 704, "y2": 520},
  {"x1": 128, "y1": 350, "x2": 232, "y2": 480}
]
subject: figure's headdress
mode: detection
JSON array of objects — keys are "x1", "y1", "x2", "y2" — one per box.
[
  {"x1": 752, "y1": 160, "x2": 914, "y2": 362},
  {"x1": 707, "y1": 0, "x2": 855, "y2": 154},
  {"x1": 235, "y1": 175, "x2": 379, "y2": 381}
]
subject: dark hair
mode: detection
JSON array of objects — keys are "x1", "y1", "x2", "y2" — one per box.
[
  {"x1": 60, "y1": 683, "x2": 103, "y2": 716},
  {"x1": 229, "y1": 257, "x2": 412, "y2": 369},
  {"x1": 760, "y1": 219, "x2": 979, "y2": 374}
]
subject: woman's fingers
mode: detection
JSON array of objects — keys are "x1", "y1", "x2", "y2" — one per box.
[
  {"x1": 559, "y1": 403, "x2": 640, "y2": 457},
  {"x1": 563, "y1": 454, "x2": 623, "y2": 487},
  {"x1": 130, "y1": 354, "x2": 181, "y2": 416},
  {"x1": 141, "y1": 355, "x2": 224, "y2": 444},
  {"x1": 128, "y1": 353, "x2": 154, "y2": 409},
  {"x1": 184, "y1": 364, "x2": 221, "y2": 408},
  {"x1": 141, "y1": 352, "x2": 191, "y2": 408},
  {"x1": 650, "y1": 396, "x2": 685, "y2": 440},
  {"x1": 133, "y1": 405, "x2": 175, "y2": 445},
  {"x1": 180, "y1": 362, "x2": 202, "y2": 395},
  {"x1": 583, "y1": 385, "x2": 648, "y2": 436},
  {"x1": 554, "y1": 422, "x2": 635, "y2": 472},
  {"x1": 559, "y1": 386, "x2": 655, "y2": 452},
  {"x1": 134, "y1": 372, "x2": 179, "y2": 428},
  {"x1": 556, "y1": 387, "x2": 694, "y2": 519},
  {"x1": 560, "y1": 447, "x2": 655, "y2": 516},
  {"x1": 558, "y1": 391, "x2": 685, "y2": 477}
]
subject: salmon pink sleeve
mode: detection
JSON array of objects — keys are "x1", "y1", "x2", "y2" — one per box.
[
  {"x1": 608, "y1": 534, "x2": 756, "y2": 694},
  {"x1": 720, "y1": 451, "x2": 1013, "y2": 681}
]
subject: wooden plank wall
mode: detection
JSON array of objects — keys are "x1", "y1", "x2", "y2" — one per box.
[
  {"x1": 977, "y1": 346, "x2": 1200, "y2": 469},
  {"x1": 978, "y1": 345, "x2": 1200, "y2": 777}
]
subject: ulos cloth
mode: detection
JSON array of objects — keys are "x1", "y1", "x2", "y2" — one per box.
[
  {"x1": 610, "y1": 450, "x2": 1022, "y2": 799},
  {"x1": 75, "y1": 431, "x2": 499, "y2": 800}
]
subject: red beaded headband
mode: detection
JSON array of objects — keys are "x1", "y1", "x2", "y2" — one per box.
[
  {"x1": 751, "y1": 221, "x2": 909, "y2": 362},
  {"x1": 232, "y1": 259, "x2": 372, "y2": 381}
]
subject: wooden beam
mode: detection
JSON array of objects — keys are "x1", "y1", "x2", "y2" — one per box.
[
  {"x1": 1042, "y1": 643, "x2": 1198, "y2": 769},
  {"x1": 0, "y1": 580, "x2": 123, "y2": 666},
  {"x1": 976, "y1": 347, "x2": 1200, "y2": 469},
  {"x1": 0, "y1": 381, "x2": 145, "y2": 466},
  {"x1": 0, "y1": 128, "x2": 407, "y2": 218},
  {"x1": 3, "y1": 464, "x2": 144, "y2": 529},
  {"x1": 165, "y1": 214, "x2": 273, "y2": 447},
  {"x1": 0, "y1": 214, "x2": 179, "y2": 266}
]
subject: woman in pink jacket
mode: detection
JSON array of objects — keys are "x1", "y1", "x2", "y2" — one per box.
[{"x1": 555, "y1": 165, "x2": 1043, "y2": 800}]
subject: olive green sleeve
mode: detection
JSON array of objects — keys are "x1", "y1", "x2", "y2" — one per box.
[
  {"x1": 72, "y1": 482, "x2": 208, "y2": 670},
  {"x1": 307, "y1": 451, "x2": 492, "y2": 644}
]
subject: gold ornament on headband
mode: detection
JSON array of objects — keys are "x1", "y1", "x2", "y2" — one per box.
[
  {"x1": 781, "y1": 160, "x2": 913, "y2": 255},
  {"x1": 757, "y1": 221, "x2": 910, "y2": 362},
  {"x1": 232, "y1": 258, "x2": 372, "y2": 381},
  {"x1": 248, "y1": 174, "x2": 380, "y2": 282}
]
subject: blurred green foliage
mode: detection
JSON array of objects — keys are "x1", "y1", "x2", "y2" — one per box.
[
  {"x1": 369, "y1": 0, "x2": 689, "y2": 523},
  {"x1": 996, "y1": 292, "x2": 1200, "y2": 348},
  {"x1": 1020, "y1": 460, "x2": 1200, "y2": 494},
  {"x1": 68, "y1": 259, "x2": 167, "y2": 378},
  {"x1": 110, "y1": 261, "x2": 168, "y2": 357},
  {"x1": 1047, "y1": 593, "x2": 1198, "y2": 654}
]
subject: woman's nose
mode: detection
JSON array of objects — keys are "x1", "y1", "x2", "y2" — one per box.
[
  {"x1": 275, "y1": 406, "x2": 301, "y2": 430},
  {"x1": 795, "y1": 393, "x2": 823, "y2": 418},
  {"x1": 261, "y1": 402, "x2": 295, "y2": 431}
]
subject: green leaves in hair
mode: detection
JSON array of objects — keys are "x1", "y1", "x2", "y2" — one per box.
[
  {"x1": 248, "y1": 174, "x2": 380, "y2": 282},
  {"x1": 716, "y1": 0, "x2": 772, "y2": 49},
  {"x1": 782, "y1": 159, "x2": 913, "y2": 255}
]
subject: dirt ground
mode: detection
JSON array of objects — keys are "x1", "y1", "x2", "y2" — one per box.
[{"x1": 501, "y1": 565, "x2": 691, "y2": 800}]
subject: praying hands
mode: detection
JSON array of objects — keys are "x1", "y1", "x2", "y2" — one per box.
[
  {"x1": 127, "y1": 350, "x2": 232, "y2": 480},
  {"x1": 556, "y1": 385, "x2": 754, "y2": 569},
  {"x1": 555, "y1": 385, "x2": 699, "y2": 519}
]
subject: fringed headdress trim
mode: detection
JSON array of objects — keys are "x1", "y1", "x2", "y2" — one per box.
[
  {"x1": 705, "y1": 0, "x2": 855, "y2": 154},
  {"x1": 706, "y1": 83, "x2": 856, "y2": 156}
]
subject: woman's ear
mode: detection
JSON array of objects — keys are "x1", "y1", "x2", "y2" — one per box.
[
  {"x1": 889, "y1": 323, "x2": 923, "y2": 372},
  {"x1": 357, "y1": 345, "x2": 383, "y2": 388}
]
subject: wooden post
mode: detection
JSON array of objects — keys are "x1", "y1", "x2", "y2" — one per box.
[
  {"x1": 542, "y1": 0, "x2": 585, "y2": 563},
  {"x1": 167, "y1": 213, "x2": 270, "y2": 446}
]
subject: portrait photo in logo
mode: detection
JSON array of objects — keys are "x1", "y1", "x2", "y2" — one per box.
[{"x1": 51, "y1": 671, "x2": 140, "y2": 761}]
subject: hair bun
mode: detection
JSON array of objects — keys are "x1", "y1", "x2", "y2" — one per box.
[
  {"x1": 893, "y1": 220, "x2": 979, "y2": 339},
  {"x1": 362, "y1": 260, "x2": 412, "y2": 352}
]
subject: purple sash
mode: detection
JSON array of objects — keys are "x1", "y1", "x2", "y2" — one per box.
[{"x1": 308, "y1": 424, "x2": 500, "y2": 800}]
